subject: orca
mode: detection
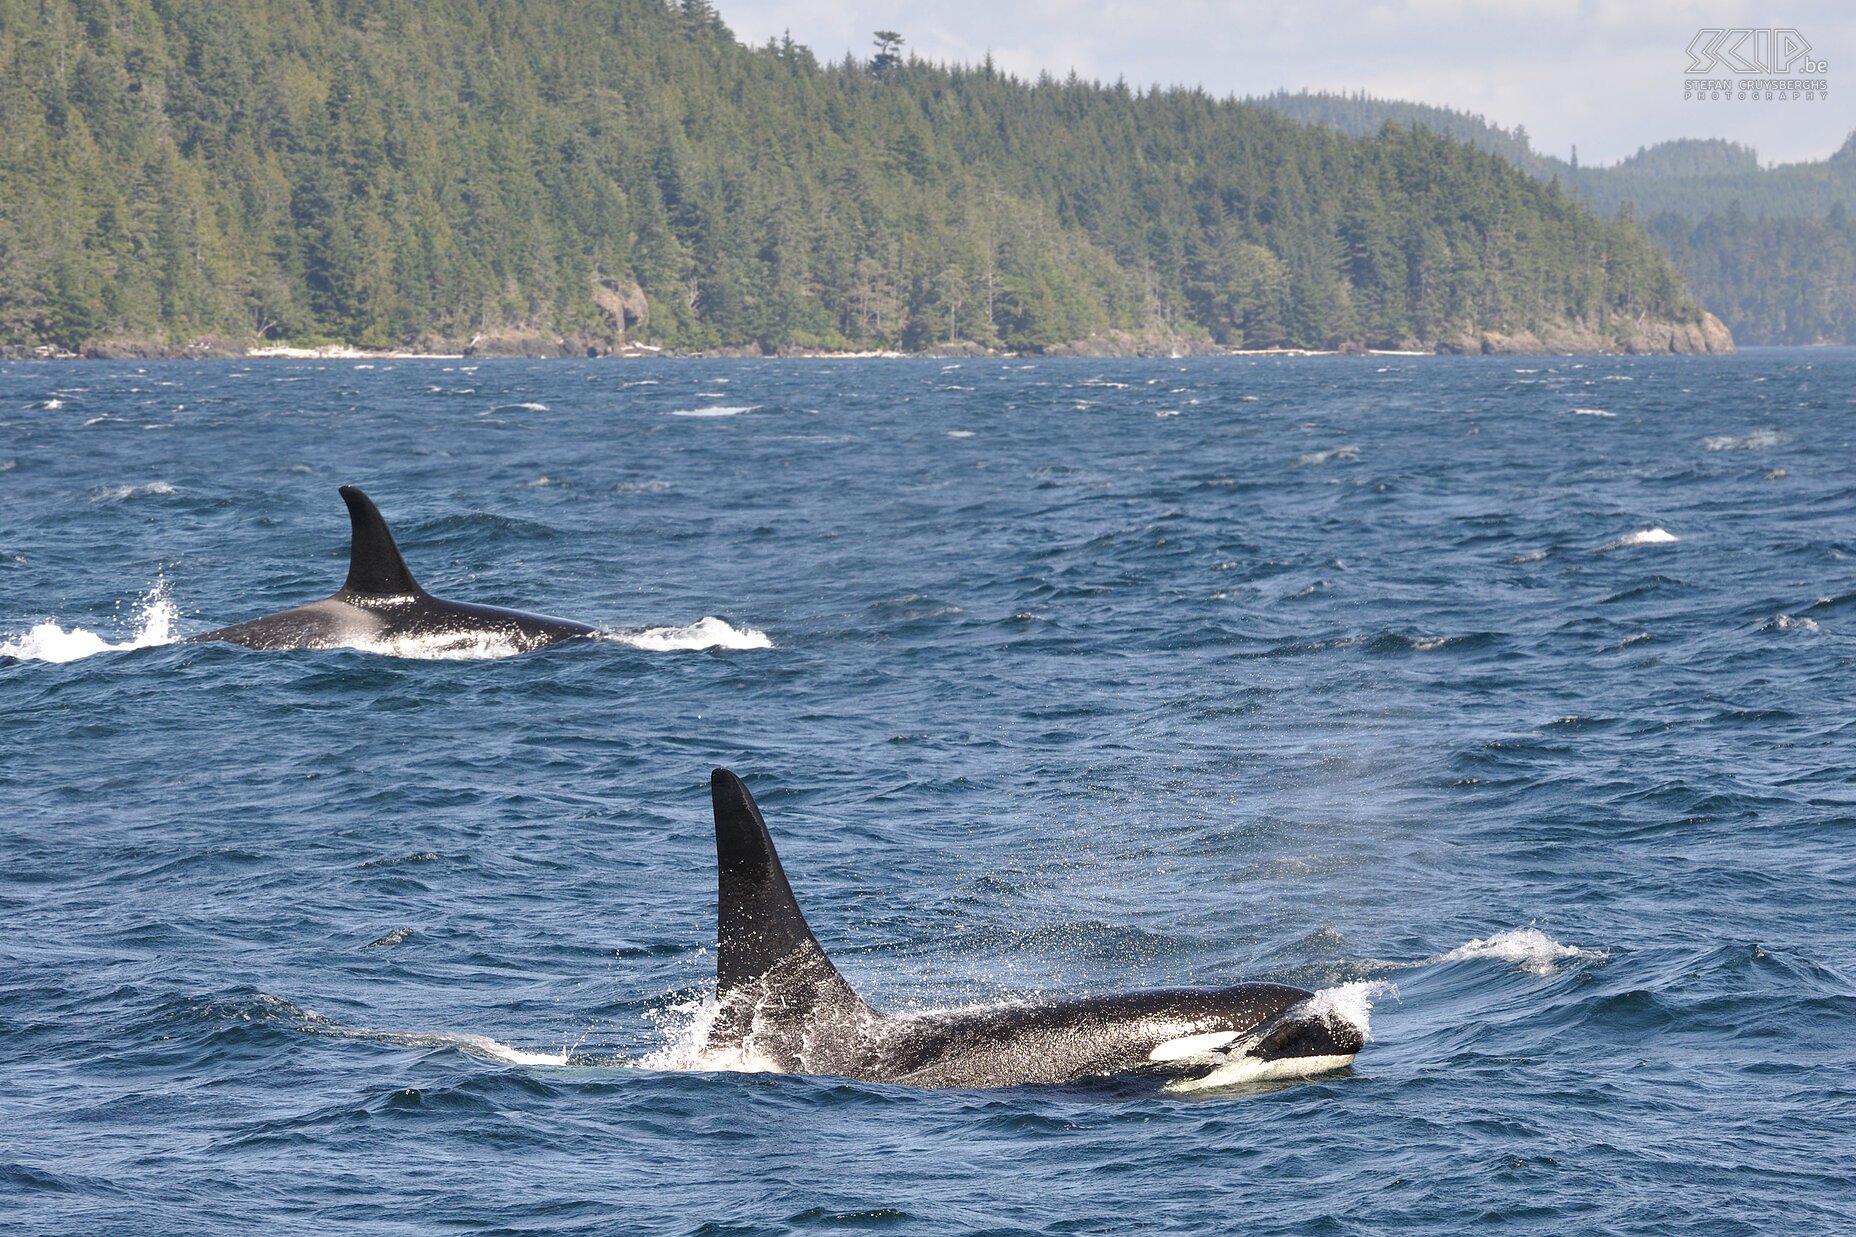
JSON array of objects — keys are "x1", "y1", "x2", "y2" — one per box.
[
  {"x1": 700, "y1": 768, "x2": 1364, "y2": 1091},
  {"x1": 186, "y1": 486, "x2": 597, "y2": 652}
]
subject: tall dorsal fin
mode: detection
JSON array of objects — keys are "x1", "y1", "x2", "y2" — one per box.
[
  {"x1": 711, "y1": 768, "x2": 870, "y2": 1018},
  {"x1": 337, "y1": 486, "x2": 423, "y2": 597}
]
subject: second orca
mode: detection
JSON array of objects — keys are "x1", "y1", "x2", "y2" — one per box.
[{"x1": 187, "y1": 486, "x2": 597, "y2": 652}]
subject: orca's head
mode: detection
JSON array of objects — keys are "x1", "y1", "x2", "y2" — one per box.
[
  {"x1": 1244, "y1": 1003, "x2": 1365, "y2": 1064},
  {"x1": 1148, "y1": 985, "x2": 1365, "y2": 1092}
]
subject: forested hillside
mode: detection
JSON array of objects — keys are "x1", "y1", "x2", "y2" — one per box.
[
  {"x1": 0, "y1": 0, "x2": 1717, "y2": 356},
  {"x1": 1645, "y1": 202, "x2": 1856, "y2": 345},
  {"x1": 1257, "y1": 90, "x2": 1856, "y2": 344}
]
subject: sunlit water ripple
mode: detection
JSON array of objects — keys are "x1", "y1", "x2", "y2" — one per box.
[{"x1": 3, "y1": 353, "x2": 1852, "y2": 1233}]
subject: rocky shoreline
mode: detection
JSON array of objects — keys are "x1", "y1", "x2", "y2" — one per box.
[{"x1": 4, "y1": 312, "x2": 1735, "y2": 362}]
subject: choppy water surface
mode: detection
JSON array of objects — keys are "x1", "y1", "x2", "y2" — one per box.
[{"x1": 3, "y1": 353, "x2": 1853, "y2": 1233}]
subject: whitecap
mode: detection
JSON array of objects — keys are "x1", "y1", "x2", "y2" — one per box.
[
  {"x1": 1299, "y1": 979, "x2": 1390, "y2": 1037},
  {"x1": 1772, "y1": 614, "x2": 1820, "y2": 632},
  {"x1": 395, "y1": 1032, "x2": 570, "y2": 1067},
  {"x1": 669, "y1": 405, "x2": 758, "y2": 417},
  {"x1": 1603, "y1": 527, "x2": 1678, "y2": 550},
  {"x1": 1433, "y1": 927, "x2": 1606, "y2": 977},
  {"x1": 636, "y1": 991, "x2": 780, "y2": 1073},
  {"x1": 90, "y1": 481, "x2": 177, "y2": 503},
  {"x1": 1297, "y1": 446, "x2": 1359, "y2": 466},
  {"x1": 1, "y1": 580, "x2": 179, "y2": 663},
  {"x1": 612, "y1": 617, "x2": 772, "y2": 652},
  {"x1": 946, "y1": 430, "x2": 975, "y2": 438},
  {"x1": 1701, "y1": 428, "x2": 1790, "y2": 451},
  {"x1": 296, "y1": 1008, "x2": 571, "y2": 1066},
  {"x1": 343, "y1": 631, "x2": 537, "y2": 661},
  {"x1": 1567, "y1": 408, "x2": 1615, "y2": 417}
]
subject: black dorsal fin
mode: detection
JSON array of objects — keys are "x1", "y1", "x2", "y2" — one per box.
[
  {"x1": 711, "y1": 768, "x2": 870, "y2": 1016},
  {"x1": 337, "y1": 486, "x2": 423, "y2": 597}
]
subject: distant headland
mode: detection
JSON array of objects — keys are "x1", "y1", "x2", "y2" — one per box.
[{"x1": 2, "y1": 2, "x2": 1730, "y2": 360}]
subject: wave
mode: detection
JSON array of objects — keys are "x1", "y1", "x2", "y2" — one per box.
[
  {"x1": 1430, "y1": 927, "x2": 1607, "y2": 977},
  {"x1": 1602, "y1": 527, "x2": 1678, "y2": 550},
  {"x1": 340, "y1": 631, "x2": 547, "y2": 661},
  {"x1": 1702, "y1": 428, "x2": 1790, "y2": 451},
  {"x1": 291, "y1": 1003, "x2": 574, "y2": 1066},
  {"x1": 0, "y1": 580, "x2": 179, "y2": 662},
  {"x1": 1567, "y1": 407, "x2": 1615, "y2": 417},
  {"x1": 669, "y1": 405, "x2": 758, "y2": 417},
  {"x1": 635, "y1": 990, "x2": 752, "y2": 1073},
  {"x1": 324, "y1": 617, "x2": 749, "y2": 658},
  {"x1": 89, "y1": 481, "x2": 177, "y2": 503},
  {"x1": 609, "y1": 616, "x2": 773, "y2": 651},
  {"x1": 1296, "y1": 446, "x2": 1359, "y2": 466}
]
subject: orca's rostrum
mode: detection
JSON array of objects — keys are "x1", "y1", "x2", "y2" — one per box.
[
  {"x1": 701, "y1": 768, "x2": 1366, "y2": 1091},
  {"x1": 186, "y1": 486, "x2": 597, "y2": 652}
]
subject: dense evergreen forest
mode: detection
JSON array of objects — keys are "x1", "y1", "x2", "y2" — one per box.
[
  {"x1": 1258, "y1": 91, "x2": 1856, "y2": 344},
  {"x1": 0, "y1": 0, "x2": 1715, "y2": 356}
]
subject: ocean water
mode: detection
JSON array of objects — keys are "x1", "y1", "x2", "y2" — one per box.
[{"x1": 2, "y1": 353, "x2": 1852, "y2": 1233}]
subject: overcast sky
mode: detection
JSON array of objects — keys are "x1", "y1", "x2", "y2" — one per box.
[{"x1": 712, "y1": 1, "x2": 1852, "y2": 166}]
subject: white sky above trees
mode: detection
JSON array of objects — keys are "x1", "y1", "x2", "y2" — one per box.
[{"x1": 714, "y1": 0, "x2": 1854, "y2": 165}]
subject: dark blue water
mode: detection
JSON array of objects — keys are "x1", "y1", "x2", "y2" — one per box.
[{"x1": 3, "y1": 353, "x2": 1853, "y2": 1233}]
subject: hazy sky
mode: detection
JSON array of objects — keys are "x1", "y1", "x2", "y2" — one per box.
[{"x1": 712, "y1": 1, "x2": 1853, "y2": 166}]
